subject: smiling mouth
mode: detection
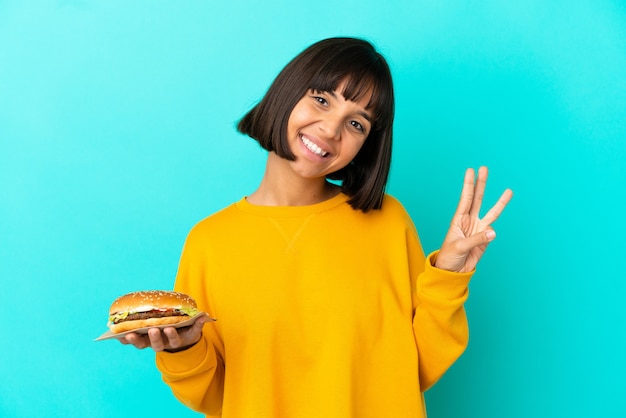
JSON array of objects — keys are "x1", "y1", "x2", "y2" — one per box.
[{"x1": 300, "y1": 135, "x2": 329, "y2": 157}]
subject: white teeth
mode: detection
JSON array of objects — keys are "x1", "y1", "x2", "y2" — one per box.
[{"x1": 301, "y1": 136, "x2": 328, "y2": 157}]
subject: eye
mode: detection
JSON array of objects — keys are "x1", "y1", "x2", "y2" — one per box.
[
  {"x1": 312, "y1": 95, "x2": 328, "y2": 106},
  {"x1": 350, "y1": 120, "x2": 366, "y2": 134}
]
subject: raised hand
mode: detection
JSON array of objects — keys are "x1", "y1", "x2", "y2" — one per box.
[{"x1": 434, "y1": 166, "x2": 513, "y2": 273}]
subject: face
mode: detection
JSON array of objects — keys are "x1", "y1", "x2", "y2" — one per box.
[{"x1": 283, "y1": 80, "x2": 374, "y2": 181}]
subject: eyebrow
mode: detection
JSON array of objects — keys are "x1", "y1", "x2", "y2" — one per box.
[{"x1": 326, "y1": 90, "x2": 374, "y2": 123}]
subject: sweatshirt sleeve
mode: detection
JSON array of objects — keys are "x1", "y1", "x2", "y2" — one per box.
[
  {"x1": 154, "y1": 223, "x2": 226, "y2": 416},
  {"x1": 155, "y1": 326, "x2": 224, "y2": 416},
  {"x1": 387, "y1": 194, "x2": 473, "y2": 391},
  {"x1": 410, "y1": 239, "x2": 473, "y2": 390}
]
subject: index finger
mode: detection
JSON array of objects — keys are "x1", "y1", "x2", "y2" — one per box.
[
  {"x1": 469, "y1": 166, "x2": 488, "y2": 218},
  {"x1": 454, "y1": 168, "x2": 477, "y2": 216},
  {"x1": 122, "y1": 332, "x2": 151, "y2": 349}
]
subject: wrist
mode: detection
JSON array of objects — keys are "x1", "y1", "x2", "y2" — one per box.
[{"x1": 164, "y1": 340, "x2": 199, "y2": 353}]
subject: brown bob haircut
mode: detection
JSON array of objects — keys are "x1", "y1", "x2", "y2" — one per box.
[{"x1": 237, "y1": 37, "x2": 395, "y2": 212}]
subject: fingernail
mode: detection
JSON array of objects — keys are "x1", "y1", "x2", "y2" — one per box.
[{"x1": 486, "y1": 230, "x2": 496, "y2": 241}]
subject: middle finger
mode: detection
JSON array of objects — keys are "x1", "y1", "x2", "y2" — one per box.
[
  {"x1": 148, "y1": 328, "x2": 166, "y2": 352},
  {"x1": 469, "y1": 166, "x2": 488, "y2": 218}
]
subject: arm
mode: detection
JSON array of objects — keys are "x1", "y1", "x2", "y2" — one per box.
[
  {"x1": 412, "y1": 166, "x2": 512, "y2": 389},
  {"x1": 123, "y1": 224, "x2": 226, "y2": 415},
  {"x1": 155, "y1": 322, "x2": 225, "y2": 416},
  {"x1": 155, "y1": 224, "x2": 225, "y2": 415},
  {"x1": 412, "y1": 250, "x2": 472, "y2": 391}
]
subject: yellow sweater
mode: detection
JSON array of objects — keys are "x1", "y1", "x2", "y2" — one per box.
[{"x1": 156, "y1": 193, "x2": 472, "y2": 418}]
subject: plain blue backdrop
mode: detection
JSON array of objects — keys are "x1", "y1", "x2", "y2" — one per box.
[{"x1": 1, "y1": 0, "x2": 625, "y2": 417}]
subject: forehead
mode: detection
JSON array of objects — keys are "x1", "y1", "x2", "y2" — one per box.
[
  {"x1": 328, "y1": 82, "x2": 374, "y2": 120},
  {"x1": 337, "y1": 78, "x2": 372, "y2": 101},
  {"x1": 313, "y1": 74, "x2": 373, "y2": 99},
  {"x1": 314, "y1": 77, "x2": 375, "y2": 114}
]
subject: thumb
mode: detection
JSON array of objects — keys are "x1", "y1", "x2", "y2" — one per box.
[
  {"x1": 460, "y1": 228, "x2": 496, "y2": 253},
  {"x1": 194, "y1": 314, "x2": 209, "y2": 328}
]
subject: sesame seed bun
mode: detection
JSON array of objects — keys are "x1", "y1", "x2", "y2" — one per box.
[{"x1": 108, "y1": 290, "x2": 199, "y2": 334}]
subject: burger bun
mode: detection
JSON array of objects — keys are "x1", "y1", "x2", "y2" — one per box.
[
  {"x1": 108, "y1": 315, "x2": 192, "y2": 334},
  {"x1": 108, "y1": 290, "x2": 201, "y2": 334}
]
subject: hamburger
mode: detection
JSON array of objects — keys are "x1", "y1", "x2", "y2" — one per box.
[{"x1": 108, "y1": 290, "x2": 201, "y2": 334}]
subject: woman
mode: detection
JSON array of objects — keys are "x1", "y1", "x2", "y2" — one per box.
[{"x1": 123, "y1": 37, "x2": 512, "y2": 418}]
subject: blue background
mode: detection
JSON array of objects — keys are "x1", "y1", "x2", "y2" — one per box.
[{"x1": 1, "y1": 1, "x2": 625, "y2": 417}]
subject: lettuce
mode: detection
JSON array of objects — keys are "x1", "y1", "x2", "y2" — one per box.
[{"x1": 179, "y1": 306, "x2": 200, "y2": 317}]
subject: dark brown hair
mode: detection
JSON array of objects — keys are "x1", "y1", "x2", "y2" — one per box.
[{"x1": 237, "y1": 37, "x2": 395, "y2": 212}]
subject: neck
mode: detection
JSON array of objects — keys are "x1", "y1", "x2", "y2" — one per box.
[{"x1": 247, "y1": 153, "x2": 341, "y2": 206}]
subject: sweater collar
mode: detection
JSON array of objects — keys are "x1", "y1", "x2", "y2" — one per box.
[{"x1": 235, "y1": 192, "x2": 349, "y2": 217}]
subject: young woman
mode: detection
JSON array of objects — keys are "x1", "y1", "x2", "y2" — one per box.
[{"x1": 123, "y1": 37, "x2": 513, "y2": 418}]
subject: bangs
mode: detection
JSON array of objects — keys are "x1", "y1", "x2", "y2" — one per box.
[{"x1": 308, "y1": 57, "x2": 393, "y2": 130}]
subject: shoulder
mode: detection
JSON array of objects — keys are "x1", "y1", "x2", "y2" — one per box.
[
  {"x1": 185, "y1": 202, "x2": 241, "y2": 241},
  {"x1": 378, "y1": 194, "x2": 413, "y2": 222},
  {"x1": 381, "y1": 194, "x2": 407, "y2": 212},
  {"x1": 348, "y1": 193, "x2": 416, "y2": 232}
]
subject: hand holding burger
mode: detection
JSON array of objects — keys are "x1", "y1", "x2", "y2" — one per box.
[
  {"x1": 108, "y1": 290, "x2": 209, "y2": 352},
  {"x1": 122, "y1": 314, "x2": 208, "y2": 352}
]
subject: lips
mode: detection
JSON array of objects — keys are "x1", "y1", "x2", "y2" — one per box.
[{"x1": 300, "y1": 135, "x2": 329, "y2": 157}]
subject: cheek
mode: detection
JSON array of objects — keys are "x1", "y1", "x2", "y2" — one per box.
[
  {"x1": 344, "y1": 138, "x2": 367, "y2": 160},
  {"x1": 287, "y1": 101, "x2": 314, "y2": 130}
]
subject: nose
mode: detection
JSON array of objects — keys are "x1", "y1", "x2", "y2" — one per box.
[{"x1": 317, "y1": 114, "x2": 342, "y2": 141}]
